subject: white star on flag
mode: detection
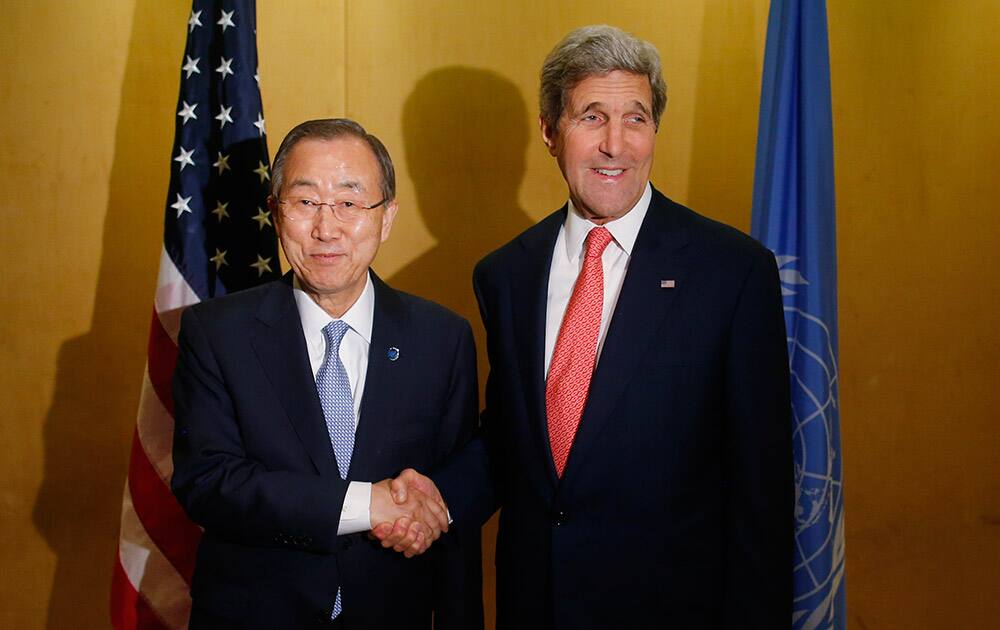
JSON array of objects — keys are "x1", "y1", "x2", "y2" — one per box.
[
  {"x1": 217, "y1": 9, "x2": 236, "y2": 32},
  {"x1": 182, "y1": 56, "x2": 200, "y2": 79},
  {"x1": 215, "y1": 105, "x2": 234, "y2": 129},
  {"x1": 210, "y1": 248, "x2": 228, "y2": 270},
  {"x1": 174, "y1": 146, "x2": 195, "y2": 171},
  {"x1": 212, "y1": 201, "x2": 230, "y2": 222},
  {"x1": 253, "y1": 112, "x2": 266, "y2": 136},
  {"x1": 254, "y1": 67, "x2": 261, "y2": 86},
  {"x1": 171, "y1": 193, "x2": 193, "y2": 217},
  {"x1": 216, "y1": 57, "x2": 234, "y2": 80},
  {"x1": 254, "y1": 161, "x2": 270, "y2": 183},
  {"x1": 252, "y1": 207, "x2": 272, "y2": 230},
  {"x1": 177, "y1": 101, "x2": 198, "y2": 125},
  {"x1": 188, "y1": 9, "x2": 202, "y2": 32},
  {"x1": 251, "y1": 254, "x2": 273, "y2": 277},
  {"x1": 213, "y1": 152, "x2": 230, "y2": 174}
]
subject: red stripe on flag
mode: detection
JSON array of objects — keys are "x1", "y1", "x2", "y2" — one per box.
[
  {"x1": 110, "y1": 556, "x2": 171, "y2": 630},
  {"x1": 147, "y1": 309, "x2": 178, "y2": 417},
  {"x1": 109, "y1": 557, "x2": 137, "y2": 630},
  {"x1": 128, "y1": 429, "x2": 201, "y2": 584}
]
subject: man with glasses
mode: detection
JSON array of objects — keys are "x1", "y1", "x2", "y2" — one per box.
[{"x1": 171, "y1": 118, "x2": 482, "y2": 629}]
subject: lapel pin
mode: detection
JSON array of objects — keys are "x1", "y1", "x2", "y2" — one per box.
[
  {"x1": 387, "y1": 347, "x2": 400, "y2": 361},
  {"x1": 660, "y1": 280, "x2": 676, "y2": 288}
]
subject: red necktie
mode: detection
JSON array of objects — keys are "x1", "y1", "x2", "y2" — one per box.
[{"x1": 546, "y1": 226, "x2": 614, "y2": 477}]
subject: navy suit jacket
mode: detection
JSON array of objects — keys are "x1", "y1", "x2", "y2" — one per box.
[
  {"x1": 172, "y1": 272, "x2": 483, "y2": 629},
  {"x1": 438, "y1": 187, "x2": 793, "y2": 628}
]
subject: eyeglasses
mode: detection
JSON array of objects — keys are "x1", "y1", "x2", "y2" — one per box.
[{"x1": 277, "y1": 196, "x2": 387, "y2": 223}]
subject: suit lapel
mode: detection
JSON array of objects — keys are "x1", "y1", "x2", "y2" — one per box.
[
  {"x1": 511, "y1": 209, "x2": 565, "y2": 484},
  {"x1": 561, "y1": 191, "x2": 691, "y2": 481},
  {"x1": 250, "y1": 274, "x2": 340, "y2": 478},
  {"x1": 350, "y1": 272, "x2": 404, "y2": 482}
]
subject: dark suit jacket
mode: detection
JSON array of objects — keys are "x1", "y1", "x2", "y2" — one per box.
[
  {"x1": 171, "y1": 272, "x2": 483, "y2": 629},
  {"x1": 437, "y1": 187, "x2": 792, "y2": 629}
]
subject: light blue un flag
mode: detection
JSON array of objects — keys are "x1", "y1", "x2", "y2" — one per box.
[{"x1": 750, "y1": 1, "x2": 845, "y2": 628}]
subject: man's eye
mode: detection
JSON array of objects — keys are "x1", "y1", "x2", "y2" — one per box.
[
  {"x1": 340, "y1": 201, "x2": 356, "y2": 208},
  {"x1": 299, "y1": 199, "x2": 316, "y2": 207}
]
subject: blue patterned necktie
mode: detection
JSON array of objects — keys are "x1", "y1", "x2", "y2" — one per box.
[
  {"x1": 318, "y1": 320, "x2": 356, "y2": 478},
  {"x1": 316, "y1": 320, "x2": 355, "y2": 620}
]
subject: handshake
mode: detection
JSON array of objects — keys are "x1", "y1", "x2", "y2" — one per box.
[{"x1": 369, "y1": 469, "x2": 448, "y2": 558}]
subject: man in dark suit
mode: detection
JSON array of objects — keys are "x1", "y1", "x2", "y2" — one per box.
[
  {"x1": 386, "y1": 25, "x2": 793, "y2": 628},
  {"x1": 171, "y1": 119, "x2": 482, "y2": 629}
]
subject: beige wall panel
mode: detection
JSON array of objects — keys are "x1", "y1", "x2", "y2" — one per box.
[
  {"x1": 0, "y1": 1, "x2": 187, "y2": 627},
  {"x1": 830, "y1": 1, "x2": 1000, "y2": 626},
  {"x1": 258, "y1": 1, "x2": 347, "y2": 156}
]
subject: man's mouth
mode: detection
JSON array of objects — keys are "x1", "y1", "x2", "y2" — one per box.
[{"x1": 593, "y1": 168, "x2": 624, "y2": 177}]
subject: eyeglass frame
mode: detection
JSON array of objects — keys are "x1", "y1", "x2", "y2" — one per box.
[{"x1": 275, "y1": 195, "x2": 389, "y2": 223}]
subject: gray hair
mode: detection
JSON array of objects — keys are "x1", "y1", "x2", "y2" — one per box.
[
  {"x1": 540, "y1": 25, "x2": 667, "y2": 134},
  {"x1": 270, "y1": 118, "x2": 396, "y2": 202}
]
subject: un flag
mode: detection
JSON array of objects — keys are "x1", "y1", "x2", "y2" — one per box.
[{"x1": 750, "y1": 1, "x2": 846, "y2": 628}]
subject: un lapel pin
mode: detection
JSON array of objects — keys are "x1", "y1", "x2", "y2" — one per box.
[
  {"x1": 660, "y1": 280, "x2": 676, "y2": 289},
  {"x1": 387, "y1": 347, "x2": 400, "y2": 361}
]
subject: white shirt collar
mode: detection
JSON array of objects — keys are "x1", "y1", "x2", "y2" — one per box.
[
  {"x1": 564, "y1": 182, "x2": 651, "y2": 262},
  {"x1": 292, "y1": 272, "x2": 374, "y2": 344}
]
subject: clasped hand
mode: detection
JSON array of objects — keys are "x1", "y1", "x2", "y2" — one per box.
[{"x1": 369, "y1": 469, "x2": 447, "y2": 558}]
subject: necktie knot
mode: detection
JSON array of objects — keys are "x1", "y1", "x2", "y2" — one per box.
[
  {"x1": 584, "y1": 227, "x2": 613, "y2": 259},
  {"x1": 322, "y1": 320, "x2": 350, "y2": 356}
]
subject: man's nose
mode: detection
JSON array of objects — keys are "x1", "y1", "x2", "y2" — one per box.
[
  {"x1": 599, "y1": 120, "x2": 625, "y2": 157},
  {"x1": 312, "y1": 206, "x2": 342, "y2": 240}
]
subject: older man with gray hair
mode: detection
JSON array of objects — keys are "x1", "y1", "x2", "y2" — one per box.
[
  {"x1": 387, "y1": 25, "x2": 793, "y2": 628},
  {"x1": 172, "y1": 118, "x2": 482, "y2": 629}
]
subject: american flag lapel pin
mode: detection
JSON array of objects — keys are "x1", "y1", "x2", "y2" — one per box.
[{"x1": 660, "y1": 279, "x2": 676, "y2": 289}]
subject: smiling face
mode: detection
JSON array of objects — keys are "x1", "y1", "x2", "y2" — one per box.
[
  {"x1": 270, "y1": 136, "x2": 397, "y2": 317},
  {"x1": 541, "y1": 70, "x2": 656, "y2": 224}
]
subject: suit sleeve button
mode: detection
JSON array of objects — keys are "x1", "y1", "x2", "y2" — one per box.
[{"x1": 553, "y1": 510, "x2": 568, "y2": 526}]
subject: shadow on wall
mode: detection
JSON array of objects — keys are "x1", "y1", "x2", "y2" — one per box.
[
  {"x1": 387, "y1": 66, "x2": 536, "y2": 629},
  {"x1": 32, "y1": 0, "x2": 183, "y2": 627},
  {"x1": 389, "y1": 66, "x2": 535, "y2": 329}
]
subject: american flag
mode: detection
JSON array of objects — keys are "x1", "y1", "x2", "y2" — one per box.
[{"x1": 110, "y1": 2, "x2": 280, "y2": 627}]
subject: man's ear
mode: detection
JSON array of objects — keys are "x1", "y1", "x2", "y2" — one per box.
[
  {"x1": 540, "y1": 116, "x2": 558, "y2": 156},
  {"x1": 380, "y1": 200, "x2": 398, "y2": 243}
]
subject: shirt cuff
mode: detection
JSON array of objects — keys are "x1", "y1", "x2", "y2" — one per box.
[{"x1": 336, "y1": 481, "x2": 372, "y2": 535}]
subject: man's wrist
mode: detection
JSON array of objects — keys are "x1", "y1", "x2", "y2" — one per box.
[{"x1": 335, "y1": 481, "x2": 372, "y2": 535}]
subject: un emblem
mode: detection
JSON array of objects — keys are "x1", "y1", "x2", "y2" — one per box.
[{"x1": 777, "y1": 255, "x2": 846, "y2": 630}]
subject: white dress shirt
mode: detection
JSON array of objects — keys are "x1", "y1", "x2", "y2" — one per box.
[
  {"x1": 544, "y1": 183, "x2": 652, "y2": 376},
  {"x1": 293, "y1": 273, "x2": 374, "y2": 535}
]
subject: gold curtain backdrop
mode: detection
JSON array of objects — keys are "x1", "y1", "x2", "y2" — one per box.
[{"x1": 1, "y1": 1, "x2": 997, "y2": 627}]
